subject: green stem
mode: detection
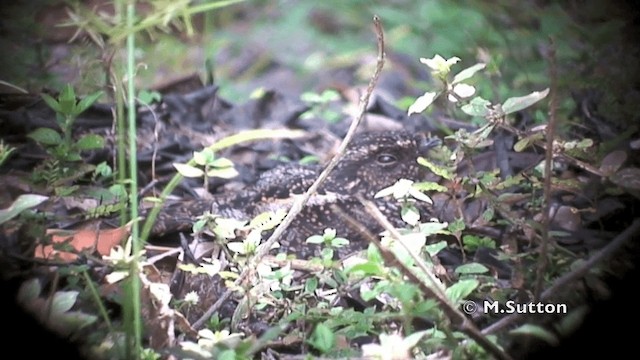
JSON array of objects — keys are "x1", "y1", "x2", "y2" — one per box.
[
  {"x1": 82, "y1": 270, "x2": 112, "y2": 331},
  {"x1": 125, "y1": 1, "x2": 142, "y2": 358}
]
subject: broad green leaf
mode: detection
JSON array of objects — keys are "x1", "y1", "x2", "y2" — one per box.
[
  {"x1": 51, "y1": 291, "x2": 79, "y2": 315},
  {"x1": 514, "y1": 132, "x2": 544, "y2": 152},
  {"x1": 452, "y1": 63, "x2": 486, "y2": 84},
  {"x1": 173, "y1": 163, "x2": 204, "y2": 177},
  {"x1": 249, "y1": 209, "x2": 286, "y2": 231},
  {"x1": 58, "y1": 84, "x2": 77, "y2": 115},
  {"x1": 75, "y1": 134, "x2": 105, "y2": 150},
  {"x1": 207, "y1": 167, "x2": 239, "y2": 179},
  {"x1": 502, "y1": 88, "x2": 549, "y2": 115},
  {"x1": 448, "y1": 83, "x2": 476, "y2": 102},
  {"x1": 412, "y1": 181, "x2": 448, "y2": 193},
  {"x1": 600, "y1": 150, "x2": 627, "y2": 175},
  {"x1": 454, "y1": 262, "x2": 489, "y2": 275},
  {"x1": 306, "y1": 235, "x2": 325, "y2": 244},
  {"x1": 58, "y1": 311, "x2": 97, "y2": 331},
  {"x1": 610, "y1": 167, "x2": 640, "y2": 190},
  {"x1": 408, "y1": 91, "x2": 438, "y2": 116},
  {"x1": 75, "y1": 90, "x2": 103, "y2": 115},
  {"x1": 137, "y1": 89, "x2": 161, "y2": 106},
  {"x1": 555, "y1": 305, "x2": 588, "y2": 336},
  {"x1": 445, "y1": 279, "x2": 479, "y2": 303},
  {"x1": 308, "y1": 323, "x2": 335, "y2": 353},
  {"x1": 419, "y1": 221, "x2": 450, "y2": 236},
  {"x1": 41, "y1": 93, "x2": 61, "y2": 113},
  {"x1": 0, "y1": 194, "x2": 48, "y2": 224},
  {"x1": 28, "y1": 127, "x2": 62, "y2": 145},
  {"x1": 193, "y1": 148, "x2": 214, "y2": 166},
  {"x1": 425, "y1": 241, "x2": 447, "y2": 257},
  {"x1": 417, "y1": 157, "x2": 454, "y2": 180},
  {"x1": 305, "y1": 277, "x2": 318, "y2": 293},
  {"x1": 346, "y1": 262, "x2": 384, "y2": 277},
  {"x1": 461, "y1": 96, "x2": 491, "y2": 117},
  {"x1": 17, "y1": 278, "x2": 42, "y2": 303},
  {"x1": 510, "y1": 324, "x2": 559, "y2": 345},
  {"x1": 401, "y1": 204, "x2": 421, "y2": 226},
  {"x1": 211, "y1": 157, "x2": 235, "y2": 168}
]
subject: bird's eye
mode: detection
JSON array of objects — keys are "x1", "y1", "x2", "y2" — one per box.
[{"x1": 376, "y1": 153, "x2": 397, "y2": 165}]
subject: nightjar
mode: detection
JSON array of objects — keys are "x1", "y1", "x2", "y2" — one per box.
[{"x1": 152, "y1": 131, "x2": 438, "y2": 259}]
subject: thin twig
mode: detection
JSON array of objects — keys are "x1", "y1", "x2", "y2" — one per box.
[
  {"x1": 483, "y1": 218, "x2": 640, "y2": 335},
  {"x1": 335, "y1": 200, "x2": 513, "y2": 360},
  {"x1": 192, "y1": 15, "x2": 387, "y2": 329},
  {"x1": 534, "y1": 38, "x2": 557, "y2": 300}
]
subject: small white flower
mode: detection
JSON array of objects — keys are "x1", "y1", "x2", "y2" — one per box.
[{"x1": 184, "y1": 291, "x2": 199, "y2": 305}]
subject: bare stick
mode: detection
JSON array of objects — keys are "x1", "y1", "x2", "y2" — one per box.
[
  {"x1": 335, "y1": 200, "x2": 513, "y2": 360},
  {"x1": 483, "y1": 218, "x2": 640, "y2": 335},
  {"x1": 192, "y1": 15, "x2": 387, "y2": 329},
  {"x1": 534, "y1": 38, "x2": 557, "y2": 300}
]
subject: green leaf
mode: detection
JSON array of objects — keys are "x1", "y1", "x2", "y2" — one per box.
[
  {"x1": 510, "y1": 324, "x2": 559, "y2": 345},
  {"x1": 306, "y1": 235, "x2": 325, "y2": 244},
  {"x1": 249, "y1": 210, "x2": 286, "y2": 231},
  {"x1": 514, "y1": 132, "x2": 544, "y2": 152},
  {"x1": 346, "y1": 262, "x2": 384, "y2": 277},
  {"x1": 193, "y1": 148, "x2": 214, "y2": 166},
  {"x1": 461, "y1": 96, "x2": 491, "y2": 117},
  {"x1": 305, "y1": 277, "x2": 318, "y2": 293},
  {"x1": 419, "y1": 221, "x2": 450, "y2": 237},
  {"x1": 308, "y1": 323, "x2": 335, "y2": 354},
  {"x1": 416, "y1": 158, "x2": 454, "y2": 180},
  {"x1": 137, "y1": 90, "x2": 161, "y2": 106},
  {"x1": 51, "y1": 291, "x2": 78, "y2": 315},
  {"x1": 17, "y1": 278, "x2": 42, "y2": 303},
  {"x1": 610, "y1": 167, "x2": 640, "y2": 190},
  {"x1": 75, "y1": 134, "x2": 105, "y2": 150},
  {"x1": 502, "y1": 88, "x2": 549, "y2": 115},
  {"x1": 28, "y1": 128, "x2": 62, "y2": 146},
  {"x1": 455, "y1": 263, "x2": 489, "y2": 275},
  {"x1": 0, "y1": 194, "x2": 48, "y2": 224},
  {"x1": 59, "y1": 311, "x2": 97, "y2": 332},
  {"x1": 173, "y1": 163, "x2": 205, "y2": 178},
  {"x1": 211, "y1": 157, "x2": 235, "y2": 168},
  {"x1": 401, "y1": 204, "x2": 420, "y2": 226},
  {"x1": 445, "y1": 279, "x2": 479, "y2": 303},
  {"x1": 600, "y1": 150, "x2": 627, "y2": 175},
  {"x1": 331, "y1": 237, "x2": 350, "y2": 247},
  {"x1": 452, "y1": 63, "x2": 486, "y2": 84},
  {"x1": 408, "y1": 91, "x2": 439, "y2": 116},
  {"x1": 75, "y1": 90, "x2": 103, "y2": 115},
  {"x1": 207, "y1": 167, "x2": 239, "y2": 179},
  {"x1": 41, "y1": 93, "x2": 61, "y2": 113},
  {"x1": 58, "y1": 84, "x2": 77, "y2": 115},
  {"x1": 412, "y1": 180, "x2": 448, "y2": 192},
  {"x1": 425, "y1": 241, "x2": 447, "y2": 257}
]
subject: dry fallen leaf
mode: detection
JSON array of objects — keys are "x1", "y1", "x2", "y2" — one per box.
[{"x1": 35, "y1": 224, "x2": 129, "y2": 262}]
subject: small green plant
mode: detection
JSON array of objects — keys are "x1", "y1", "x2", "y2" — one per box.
[
  {"x1": 0, "y1": 140, "x2": 16, "y2": 166},
  {"x1": 17, "y1": 278, "x2": 98, "y2": 337},
  {"x1": 32, "y1": 85, "x2": 104, "y2": 162},
  {"x1": 300, "y1": 89, "x2": 343, "y2": 123},
  {"x1": 28, "y1": 85, "x2": 104, "y2": 187},
  {"x1": 306, "y1": 228, "x2": 350, "y2": 264},
  {"x1": 173, "y1": 148, "x2": 239, "y2": 190}
]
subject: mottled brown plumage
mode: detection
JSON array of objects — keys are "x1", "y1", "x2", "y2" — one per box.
[{"x1": 153, "y1": 131, "x2": 436, "y2": 258}]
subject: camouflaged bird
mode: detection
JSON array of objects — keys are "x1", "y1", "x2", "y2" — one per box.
[{"x1": 152, "y1": 131, "x2": 437, "y2": 258}]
